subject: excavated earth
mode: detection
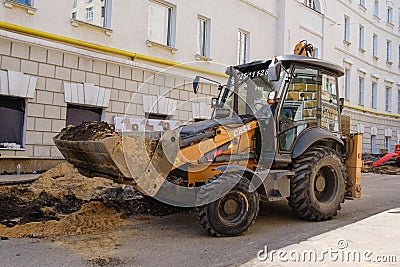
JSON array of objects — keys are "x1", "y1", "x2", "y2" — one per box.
[
  {"x1": 0, "y1": 163, "x2": 191, "y2": 239},
  {"x1": 361, "y1": 154, "x2": 400, "y2": 175},
  {"x1": 55, "y1": 121, "x2": 118, "y2": 141}
]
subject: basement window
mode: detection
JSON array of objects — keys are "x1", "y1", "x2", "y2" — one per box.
[
  {"x1": 0, "y1": 95, "x2": 26, "y2": 149},
  {"x1": 66, "y1": 104, "x2": 103, "y2": 126}
]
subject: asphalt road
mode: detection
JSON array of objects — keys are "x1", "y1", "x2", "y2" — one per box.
[{"x1": 1, "y1": 173, "x2": 400, "y2": 267}]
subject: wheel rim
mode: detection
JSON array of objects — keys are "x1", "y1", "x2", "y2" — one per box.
[
  {"x1": 313, "y1": 165, "x2": 338, "y2": 203},
  {"x1": 217, "y1": 191, "x2": 249, "y2": 226}
]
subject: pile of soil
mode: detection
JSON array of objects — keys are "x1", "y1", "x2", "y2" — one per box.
[
  {"x1": 362, "y1": 162, "x2": 400, "y2": 175},
  {"x1": 55, "y1": 122, "x2": 118, "y2": 141},
  {"x1": 0, "y1": 163, "x2": 191, "y2": 239}
]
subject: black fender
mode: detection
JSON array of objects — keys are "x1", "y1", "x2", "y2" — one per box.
[
  {"x1": 292, "y1": 127, "x2": 344, "y2": 159},
  {"x1": 213, "y1": 165, "x2": 267, "y2": 195}
]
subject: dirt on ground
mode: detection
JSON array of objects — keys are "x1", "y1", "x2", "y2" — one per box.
[
  {"x1": 55, "y1": 122, "x2": 118, "y2": 141},
  {"x1": 0, "y1": 163, "x2": 191, "y2": 239},
  {"x1": 362, "y1": 162, "x2": 400, "y2": 175}
]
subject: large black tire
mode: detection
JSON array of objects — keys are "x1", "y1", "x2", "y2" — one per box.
[
  {"x1": 396, "y1": 158, "x2": 400, "y2": 167},
  {"x1": 196, "y1": 174, "x2": 259, "y2": 237},
  {"x1": 288, "y1": 146, "x2": 345, "y2": 221}
]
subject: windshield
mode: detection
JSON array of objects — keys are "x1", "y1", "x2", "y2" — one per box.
[{"x1": 221, "y1": 69, "x2": 284, "y2": 118}]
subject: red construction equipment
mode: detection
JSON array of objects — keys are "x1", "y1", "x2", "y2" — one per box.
[{"x1": 372, "y1": 144, "x2": 400, "y2": 167}]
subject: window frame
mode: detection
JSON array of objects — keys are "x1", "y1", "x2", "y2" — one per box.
[
  {"x1": 358, "y1": 76, "x2": 365, "y2": 106},
  {"x1": 398, "y1": 89, "x2": 400, "y2": 114},
  {"x1": 0, "y1": 95, "x2": 27, "y2": 150},
  {"x1": 372, "y1": 82, "x2": 378, "y2": 109},
  {"x1": 71, "y1": 0, "x2": 113, "y2": 30},
  {"x1": 344, "y1": 68, "x2": 351, "y2": 100},
  {"x1": 86, "y1": 7, "x2": 94, "y2": 22},
  {"x1": 387, "y1": 5, "x2": 394, "y2": 24},
  {"x1": 237, "y1": 29, "x2": 250, "y2": 65},
  {"x1": 373, "y1": 34, "x2": 378, "y2": 58},
  {"x1": 385, "y1": 86, "x2": 392, "y2": 112},
  {"x1": 374, "y1": 0, "x2": 380, "y2": 17},
  {"x1": 8, "y1": 0, "x2": 32, "y2": 7},
  {"x1": 359, "y1": 25, "x2": 365, "y2": 51},
  {"x1": 197, "y1": 15, "x2": 211, "y2": 59},
  {"x1": 66, "y1": 104, "x2": 104, "y2": 127},
  {"x1": 344, "y1": 16, "x2": 350, "y2": 43},
  {"x1": 147, "y1": 0, "x2": 177, "y2": 48},
  {"x1": 386, "y1": 39, "x2": 393, "y2": 63}
]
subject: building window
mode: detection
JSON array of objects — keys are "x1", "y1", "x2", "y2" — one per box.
[
  {"x1": 387, "y1": 6, "x2": 393, "y2": 24},
  {"x1": 371, "y1": 135, "x2": 378, "y2": 154},
  {"x1": 387, "y1": 40, "x2": 392, "y2": 62},
  {"x1": 359, "y1": 25, "x2": 365, "y2": 50},
  {"x1": 358, "y1": 77, "x2": 365, "y2": 105},
  {"x1": 385, "y1": 86, "x2": 392, "y2": 112},
  {"x1": 372, "y1": 82, "x2": 378, "y2": 109},
  {"x1": 373, "y1": 34, "x2": 378, "y2": 57},
  {"x1": 344, "y1": 68, "x2": 351, "y2": 100},
  {"x1": 397, "y1": 89, "x2": 400, "y2": 114},
  {"x1": 237, "y1": 30, "x2": 249, "y2": 65},
  {"x1": 148, "y1": 1, "x2": 176, "y2": 47},
  {"x1": 66, "y1": 104, "x2": 103, "y2": 126},
  {"x1": 13, "y1": 0, "x2": 31, "y2": 6},
  {"x1": 374, "y1": 0, "x2": 380, "y2": 17},
  {"x1": 312, "y1": 47, "x2": 318, "y2": 58},
  {"x1": 344, "y1": 16, "x2": 350, "y2": 42},
  {"x1": 86, "y1": 7, "x2": 93, "y2": 22},
  {"x1": 359, "y1": 0, "x2": 365, "y2": 8},
  {"x1": 71, "y1": 0, "x2": 112, "y2": 29},
  {"x1": 305, "y1": 0, "x2": 316, "y2": 9},
  {"x1": 385, "y1": 136, "x2": 392, "y2": 151},
  {"x1": 197, "y1": 16, "x2": 210, "y2": 58},
  {"x1": 398, "y1": 8, "x2": 400, "y2": 28},
  {"x1": 0, "y1": 96, "x2": 26, "y2": 149},
  {"x1": 398, "y1": 45, "x2": 400, "y2": 66},
  {"x1": 73, "y1": 0, "x2": 77, "y2": 8}
]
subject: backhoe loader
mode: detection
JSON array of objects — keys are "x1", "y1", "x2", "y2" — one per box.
[{"x1": 54, "y1": 42, "x2": 362, "y2": 237}]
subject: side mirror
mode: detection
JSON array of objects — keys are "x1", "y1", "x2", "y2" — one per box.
[
  {"x1": 211, "y1": 97, "x2": 219, "y2": 109},
  {"x1": 193, "y1": 76, "x2": 200, "y2": 94},
  {"x1": 268, "y1": 60, "x2": 282, "y2": 82}
]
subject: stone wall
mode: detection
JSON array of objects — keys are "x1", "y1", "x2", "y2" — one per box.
[{"x1": 0, "y1": 35, "x2": 216, "y2": 160}]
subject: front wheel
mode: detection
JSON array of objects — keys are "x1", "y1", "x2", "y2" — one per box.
[
  {"x1": 196, "y1": 174, "x2": 259, "y2": 237},
  {"x1": 288, "y1": 147, "x2": 345, "y2": 221}
]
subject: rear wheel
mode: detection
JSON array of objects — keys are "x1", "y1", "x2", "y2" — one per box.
[
  {"x1": 288, "y1": 147, "x2": 345, "y2": 221},
  {"x1": 396, "y1": 158, "x2": 400, "y2": 167},
  {"x1": 196, "y1": 174, "x2": 259, "y2": 237}
]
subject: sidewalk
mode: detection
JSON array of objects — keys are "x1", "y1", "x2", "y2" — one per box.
[
  {"x1": 243, "y1": 207, "x2": 400, "y2": 266},
  {"x1": 0, "y1": 174, "x2": 39, "y2": 185}
]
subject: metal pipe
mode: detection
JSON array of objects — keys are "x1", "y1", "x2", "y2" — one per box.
[{"x1": 0, "y1": 21, "x2": 227, "y2": 78}]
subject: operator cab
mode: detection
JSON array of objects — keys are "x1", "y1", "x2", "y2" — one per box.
[{"x1": 216, "y1": 55, "x2": 344, "y2": 166}]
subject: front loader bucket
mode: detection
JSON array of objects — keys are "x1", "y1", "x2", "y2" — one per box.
[{"x1": 53, "y1": 122, "x2": 180, "y2": 196}]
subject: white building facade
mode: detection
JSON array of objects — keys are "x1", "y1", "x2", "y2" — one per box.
[{"x1": 0, "y1": 0, "x2": 399, "y2": 168}]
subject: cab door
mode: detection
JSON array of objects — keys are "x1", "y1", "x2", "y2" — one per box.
[{"x1": 278, "y1": 66, "x2": 319, "y2": 152}]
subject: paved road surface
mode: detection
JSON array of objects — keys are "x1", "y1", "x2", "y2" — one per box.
[{"x1": 1, "y1": 173, "x2": 399, "y2": 266}]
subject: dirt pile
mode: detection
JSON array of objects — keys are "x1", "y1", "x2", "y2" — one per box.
[
  {"x1": 0, "y1": 202, "x2": 124, "y2": 238},
  {"x1": 55, "y1": 122, "x2": 118, "y2": 141},
  {"x1": 0, "y1": 163, "x2": 190, "y2": 239},
  {"x1": 362, "y1": 163, "x2": 400, "y2": 175}
]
